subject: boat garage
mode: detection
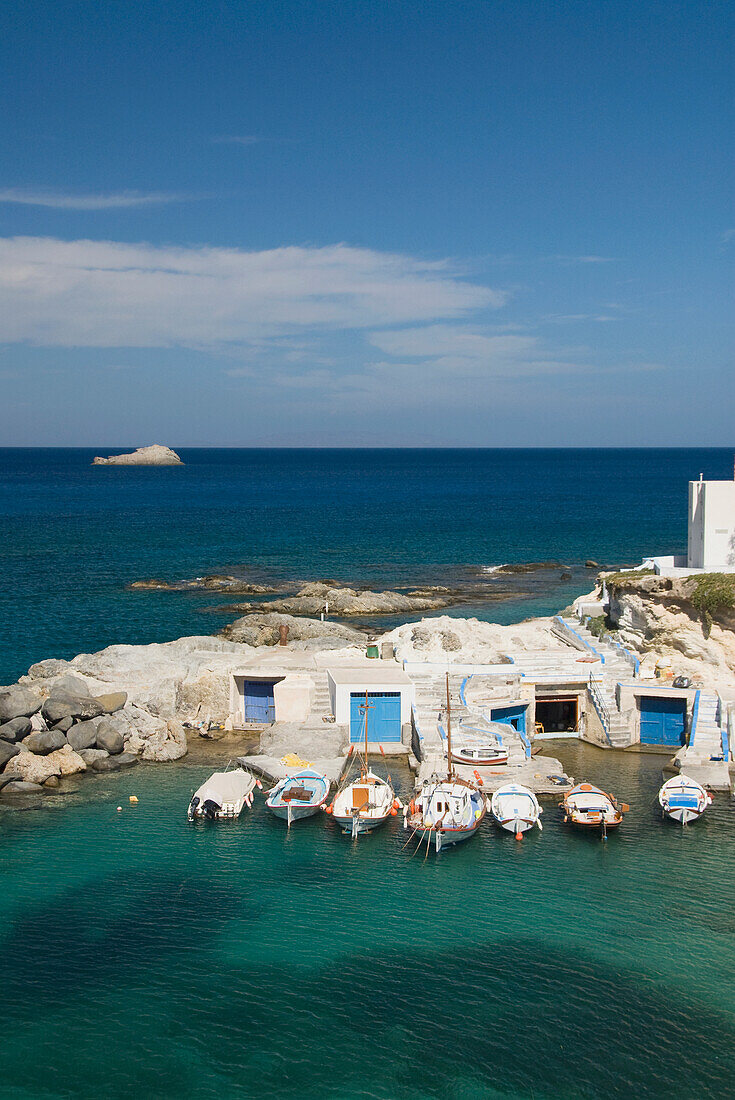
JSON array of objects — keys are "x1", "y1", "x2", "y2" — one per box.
[
  {"x1": 229, "y1": 673, "x2": 314, "y2": 728},
  {"x1": 327, "y1": 666, "x2": 414, "y2": 745},
  {"x1": 490, "y1": 703, "x2": 528, "y2": 735},
  {"x1": 535, "y1": 695, "x2": 579, "y2": 734},
  {"x1": 639, "y1": 695, "x2": 688, "y2": 746}
]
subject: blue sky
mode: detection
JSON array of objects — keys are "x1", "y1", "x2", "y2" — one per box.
[{"x1": 0, "y1": 0, "x2": 732, "y2": 446}]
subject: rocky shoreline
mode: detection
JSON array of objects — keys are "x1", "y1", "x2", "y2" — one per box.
[{"x1": 4, "y1": 568, "x2": 733, "y2": 806}]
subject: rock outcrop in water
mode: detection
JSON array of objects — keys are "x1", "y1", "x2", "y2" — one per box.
[
  {"x1": 221, "y1": 612, "x2": 366, "y2": 648},
  {"x1": 130, "y1": 574, "x2": 279, "y2": 594},
  {"x1": 222, "y1": 581, "x2": 449, "y2": 617},
  {"x1": 92, "y1": 444, "x2": 183, "y2": 466}
]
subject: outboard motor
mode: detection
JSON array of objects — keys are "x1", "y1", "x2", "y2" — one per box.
[
  {"x1": 187, "y1": 795, "x2": 200, "y2": 821},
  {"x1": 201, "y1": 799, "x2": 221, "y2": 820}
]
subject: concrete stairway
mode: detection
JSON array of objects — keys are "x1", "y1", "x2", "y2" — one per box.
[
  {"x1": 412, "y1": 671, "x2": 527, "y2": 765},
  {"x1": 310, "y1": 675, "x2": 333, "y2": 719},
  {"x1": 688, "y1": 692, "x2": 723, "y2": 761},
  {"x1": 557, "y1": 617, "x2": 636, "y2": 746},
  {"x1": 677, "y1": 690, "x2": 731, "y2": 791}
]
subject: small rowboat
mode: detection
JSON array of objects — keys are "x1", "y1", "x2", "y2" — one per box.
[
  {"x1": 266, "y1": 770, "x2": 330, "y2": 825},
  {"x1": 490, "y1": 783, "x2": 542, "y2": 838},
  {"x1": 451, "y1": 741, "x2": 509, "y2": 767},
  {"x1": 188, "y1": 768, "x2": 258, "y2": 820},
  {"x1": 560, "y1": 782, "x2": 628, "y2": 838},
  {"x1": 658, "y1": 775, "x2": 712, "y2": 825}
]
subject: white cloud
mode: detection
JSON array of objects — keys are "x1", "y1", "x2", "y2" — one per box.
[
  {"x1": 0, "y1": 189, "x2": 188, "y2": 210},
  {"x1": 0, "y1": 236, "x2": 503, "y2": 347}
]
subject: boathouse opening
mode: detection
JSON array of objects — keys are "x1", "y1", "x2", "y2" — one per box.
[
  {"x1": 235, "y1": 676, "x2": 284, "y2": 725},
  {"x1": 490, "y1": 704, "x2": 527, "y2": 734},
  {"x1": 639, "y1": 695, "x2": 687, "y2": 746},
  {"x1": 535, "y1": 695, "x2": 579, "y2": 734}
]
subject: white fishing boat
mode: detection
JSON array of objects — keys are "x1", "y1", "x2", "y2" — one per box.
[
  {"x1": 658, "y1": 774, "x2": 712, "y2": 824},
  {"x1": 403, "y1": 675, "x2": 486, "y2": 853},
  {"x1": 560, "y1": 782, "x2": 628, "y2": 838},
  {"x1": 266, "y1": 770, "x2": 331, "y2": 825},
  {"x1": 187, "y1": 768, "x2": 258, "y2": 820},
  {"x1": 329, "y1": 692, "x2": 399, "y2": 838},
  {"x1": 490, "y1": 783, "x2": 542, "y2": 838}
]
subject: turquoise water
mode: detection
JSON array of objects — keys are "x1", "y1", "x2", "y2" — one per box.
[
  {"x1": 1, "y1": 745, "x2": 733, "y2": 1099},
  {"x1": 2, "y1": 449, "x2": 735, "y2": 1097},
  {"x1": 2, "y1": 447, "x2": 734, "y2": 684}
]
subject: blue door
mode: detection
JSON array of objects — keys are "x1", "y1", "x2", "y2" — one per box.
[
  {"x1": 491, "y1": 704, "x2": 527, "y2": 735},
  {"x1": 350, "y1": 692, "x2": 402, "y2": 743},
  {"x1": 639, "y1": 696, "x2": 686, "y2": 746},
  {"x1": 242, "y1": 680, "x2": 276, "y2": 724}
]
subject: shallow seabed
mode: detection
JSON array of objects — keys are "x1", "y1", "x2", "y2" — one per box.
[{"x1": 1, "y1": 743, "x2": 733, "y2": 1099}]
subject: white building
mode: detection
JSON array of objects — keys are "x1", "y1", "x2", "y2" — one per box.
[{"x1": 687, "y1": 476, "x2": 735, "y2": 572}]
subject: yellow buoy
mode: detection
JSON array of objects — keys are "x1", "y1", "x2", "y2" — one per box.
[{"x1": 129, "y1": 795, "x2": 139, "y2": 803}]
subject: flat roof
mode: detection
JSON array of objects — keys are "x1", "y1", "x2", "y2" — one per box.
[{"x1": 327, "y1": 665, "x2": 412, "y2": 686}]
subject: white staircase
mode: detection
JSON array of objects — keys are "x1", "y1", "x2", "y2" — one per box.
[{"x1": 688, "y1": 692, "x2": 723, "y2": 762}]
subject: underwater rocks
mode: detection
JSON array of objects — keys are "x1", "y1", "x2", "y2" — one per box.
[{"x1": 92, "y1": 444, "x2": 183, "y2": 466}]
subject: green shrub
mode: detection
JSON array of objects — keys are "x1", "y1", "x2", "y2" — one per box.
[
  {"x1": 690, "y1": 573, "x2": 735, "y2": 637},
  {"x1": 603, "y1": 568, "x2": 654, "y2": 592}
]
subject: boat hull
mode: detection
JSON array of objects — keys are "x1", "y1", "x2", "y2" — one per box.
[
  {"x1": 267, "y1": 802, "x2": 324, "y2": 822},
  {"x1": 407, "y1": 817, "x2": 482, "y2": 850},
  {"x1": 451, "y1": 750, "x2": 508, "y2": 767},
  {"x1": 490, "y1": 784, "x2": 541, "y2": 835},
  {"x1": 333, "y1": 811, "x2": 392, "y2": 836},
  {"x1": 658, "y1": 775, "x2": 711, "y2": 825}
]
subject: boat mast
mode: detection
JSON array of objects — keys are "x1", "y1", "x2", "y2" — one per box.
[
  {"x1": 446, "y1": 672, "x2": 453, "y2": 780},
  {"x1": 363, "y1": 688, "x2": 369, "y2": 780}
]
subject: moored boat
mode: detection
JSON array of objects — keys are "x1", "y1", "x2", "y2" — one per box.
[
  {"x1": 403, "y1": 674, "x2": 486, "y2": 853},
  {"x1": 329, "y1": 691, "x2": 399, "y2": 837},
  {"x1": 490, "y1": 783, "x2": 542, "y2": 838},
  {"x1": 404, "y1": 775, "x2": 486, "y2": 852},
  {"x1": 658, "y1": 774, "x2": 712, "y2": 824},
  {"x1": 560, "y1": 782, "x2": 628, "y2": 838},
  {"x1": 266, "y1": 770, "x2": 331, "y2": 825},
  {"x1": 451, "y1": 738, "x2": 509, "y2": 767},
  {"x1": 187, "y1": 768, "x2": 258, "y2": 820}
]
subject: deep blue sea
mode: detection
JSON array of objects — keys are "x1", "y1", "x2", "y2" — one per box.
[
  {"x1": 1, "y1": 447, "x2": 733, "y2": 685},
  {"x1": 1, "y1": 449, "x2": 734, "y2": 1100}
]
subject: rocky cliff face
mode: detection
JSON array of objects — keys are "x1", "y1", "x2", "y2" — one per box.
[
  {"x1": 93, "y1": 444, "x2": 183, "y2": 465},
  {"x1": 605, "y1": 574, "x2": 735, "y2": 684}
]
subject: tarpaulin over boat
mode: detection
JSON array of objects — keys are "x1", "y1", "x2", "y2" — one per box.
[{"x1": 192, "y1": 770, "x2": 255, "y2": 807}]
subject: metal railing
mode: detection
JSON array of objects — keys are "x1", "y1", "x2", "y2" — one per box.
[
  {"x1": 588, "y1": 673, "x2": 613, "y2": 746},
  {"x1": 597, "y1": 628, "x2": 640, "y2": 678}
]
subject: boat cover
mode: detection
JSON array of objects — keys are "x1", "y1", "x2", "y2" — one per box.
[
  {"x1": 193, "y1": 770, "x2": 255, "y2": 807},
  {"x1": 667, "y1": 795, "x2": 700, "y2": 809}
]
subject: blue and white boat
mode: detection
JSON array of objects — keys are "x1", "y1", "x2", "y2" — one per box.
[
  {"x1": 658, "y1": 774, "x2": 712, "y2": 825},
  {"x1": 266, "y1": 770, "x2": 331, "y2": 825},
  {"x1": 490, "y1": 783, "x2": 542, "y2": 838}
]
